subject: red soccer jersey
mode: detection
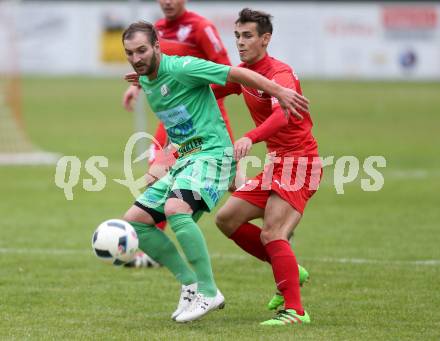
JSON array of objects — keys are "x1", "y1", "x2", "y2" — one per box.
[
  {"x1": 213, "y1": 54, "x2": 318, "y2": 156},
  {"x1": 155, "y1": 10, "x2": 231, "y2": 65}
]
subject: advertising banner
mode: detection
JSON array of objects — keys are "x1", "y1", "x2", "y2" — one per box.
[{"x1": 0, "y1": 1, "x2": 438, "y2": 79}]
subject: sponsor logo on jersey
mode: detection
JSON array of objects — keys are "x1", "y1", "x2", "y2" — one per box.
[
  {"x1": 156, "y1": 104, "x2": 191, "y2": 127},
  {"x1": 178, "y1": 137, "x2": 203, "y2": 156},
  {"x1": 160, "y1": 84, "x2": 170, "y2": 97},
  {"x1": 203, "y1": 184, "x2": 219, "y2": 205},
  {"x1": 167, "y1": 120, "x2": 196, "y2": 142},
  {"x1": 177, "y1": 24, "x2": 192, "y2": 42},
  {"x1": 155, "y1": 105, "x2": 196, "y2": 143}
]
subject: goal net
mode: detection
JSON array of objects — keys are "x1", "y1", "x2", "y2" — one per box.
[{"x1": 0, "y1": 1, "x2": 59, "y2": 165}]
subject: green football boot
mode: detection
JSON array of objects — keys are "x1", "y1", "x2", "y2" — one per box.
[
  {"x1": 260, "y1": 309, "x2": 310, "y2": 326},
  {"x1": 267, "y1": 264, "x2": 309, "y2": 310}
]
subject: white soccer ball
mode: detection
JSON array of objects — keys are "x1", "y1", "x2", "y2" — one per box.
[{"x1": 92, "y1": 219, "x2": 139, "y2": 265}]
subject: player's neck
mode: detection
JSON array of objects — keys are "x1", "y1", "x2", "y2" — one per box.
[{"x1": 246, "y1": 52, "x2": 267, "y2": 66}]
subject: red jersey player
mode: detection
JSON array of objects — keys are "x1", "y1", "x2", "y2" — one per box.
[
  {"x1": 123, "y1": 0, "x2": 234, "y2": 184},
  {"x1": 214, "y1": 9, "x2": 322, "y2": 326}
]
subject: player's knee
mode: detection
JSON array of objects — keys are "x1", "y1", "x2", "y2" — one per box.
[
  {"x1": 163, "y1": 201, "x2": 180, "y2": 217},
  {"x1": 123, "y1": 207, "x2": 155, "y2": 226},
  {"x1": 164, "y1": 198, "x2": 192, "y2": 217},
  {"x1": 122, "y1": 211, "x2": 132, "y2": 221},
  {"x1": 215, "y1": 208, "x2": 236, "y2": 237},
  {"x1": 260, "y1": 222, "x2": 282, "y2": 244}
]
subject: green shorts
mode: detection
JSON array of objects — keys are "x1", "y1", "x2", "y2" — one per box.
[{"x1": 136, "y1": 152, "x2": 236, "y2": 215}]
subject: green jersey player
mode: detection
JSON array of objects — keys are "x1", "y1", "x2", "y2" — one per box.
[{"x1": 121, "y1": 21, "x2": 309, "y2": 323}]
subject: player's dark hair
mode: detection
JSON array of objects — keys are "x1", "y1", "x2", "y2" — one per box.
[
  {"x1": 236, "y1": 8, "x2": 273, "y2": 36},
  {"x1": 122, "y1": 21, "x2": 158, "y2": 46}
]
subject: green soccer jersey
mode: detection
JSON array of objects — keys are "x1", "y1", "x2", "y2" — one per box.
[{"x1": 139, "y1": 54, "x2": 232, "y2": 159}]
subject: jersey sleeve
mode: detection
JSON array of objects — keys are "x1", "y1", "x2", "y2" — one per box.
[
  {"x1": 169, "y1": 56, "x2": 231, "y2": 88},
  {"x1": 244, "y1": 69, "x2": 299, "y2": 143},
  {"x1": 244, "y1": 108, "x2": 289, "y2": 144},
  {"x1": 270, "y1": 69, "x2": 302, "y2": 112},
  {"x1": 211, "y1": 81, "x2": 242, "y2": 100},
  {"x1": 196, "y1": 21, "x2": 231, "y2": 65}
]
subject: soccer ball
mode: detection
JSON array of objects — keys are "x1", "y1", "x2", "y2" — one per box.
[{"x1": 92, "y1": 219, "x2": 139, "y2": 265}]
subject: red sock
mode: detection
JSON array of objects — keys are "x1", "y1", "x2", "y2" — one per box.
[
  {"x1": 156, "y1": 221, "x2": 166, "y2": 231},
  {"x1": 229, "y1": 223, "x2": 270, "y2": 263},
  {"x1": 265, "y1": 239, "x2": 303, "y2": 314}
]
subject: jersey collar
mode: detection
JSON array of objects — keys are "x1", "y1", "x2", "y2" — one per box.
[
  {"x1": 246, "y1": 53, "x2": 270, "y2": 71},
  {"x1": 141, "y1": 54, "x2": 167, "y2": 84}
]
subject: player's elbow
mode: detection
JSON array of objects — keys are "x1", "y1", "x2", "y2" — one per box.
[{"x1": 227, "y1": 67, "x2": 243, "y2": 84}]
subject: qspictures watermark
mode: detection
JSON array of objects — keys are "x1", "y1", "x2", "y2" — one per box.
[{"x1": 54, "y1": 132, "x2": 386, "y2": 200}]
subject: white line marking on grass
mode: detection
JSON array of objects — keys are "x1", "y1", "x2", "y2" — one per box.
[
  {"x1": 1, "y1": 248, "x2": 439, "y2": 266},
  {"x1": 300, "y1": 256, "x2": 440, "y2": 266},
  {"x1": 211, "y1": 253, "x2": 440, "y2": 266},
  {"x1": 386, "y1": 169, "x2": 440, "y2": 179},
  {"x1": 0, "y1": 248, "x2": 89, "y2": 255}
]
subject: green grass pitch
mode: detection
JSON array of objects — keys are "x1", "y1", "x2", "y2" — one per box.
[{"x1": 0, "y1": 78, "x2": 439, "y2": 340}]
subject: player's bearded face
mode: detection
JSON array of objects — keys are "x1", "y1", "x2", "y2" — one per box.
[
  {"x1": 140, "y1": 51, "x2": 158, "y2": 76},
  {"x1": 124, "y1": 33, "x2": 160, "y2": 76},
  {"x1": 234, "y1": 22, "x2": 268, "y2": 65}
]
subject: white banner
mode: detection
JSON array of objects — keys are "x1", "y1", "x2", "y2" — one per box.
[{"x1": 0, "y1": 1, "x2": 439, "y2": 79}]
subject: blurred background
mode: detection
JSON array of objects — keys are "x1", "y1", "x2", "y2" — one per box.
[
  {"x1": 2, "y1": 0, "x2": 439, "y2": 78},
  {"x1": 0, "y1": 1, "x2": 439, "y2": 339}
]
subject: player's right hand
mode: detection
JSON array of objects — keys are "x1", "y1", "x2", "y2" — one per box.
[
  {"x1": 277, "y1": 87, "x2": 309, "y2": 120},
  {"x1": 122, "y1": 84, "x2": 141, "y2": 112}
]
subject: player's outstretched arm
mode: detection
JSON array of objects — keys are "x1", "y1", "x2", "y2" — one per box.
[{"x1": 227, "y1": 67, "x2": 309, "y2": 120}]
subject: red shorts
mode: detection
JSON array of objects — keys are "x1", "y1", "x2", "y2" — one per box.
[{"x1": 233, "y1": 155, "x2": 322, "y2": 214}]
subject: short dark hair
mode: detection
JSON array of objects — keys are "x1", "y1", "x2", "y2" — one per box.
[
  {"x1": 122, "y1": 21, "x2": 158, "y2": 45},
  {"x1": 235, "y1": 8, "x2": 273, "y2": 36}
]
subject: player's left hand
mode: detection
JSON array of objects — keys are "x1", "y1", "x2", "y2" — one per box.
[
  {"x1": 277, "y1": 88, "x2": 309, "y2": 120},
  {"x1": 234, "y1": 137, "x2": 253, "y2": 161},
  {"x1": 122, "y1": 85, "x2": 141, "y2": 112},
  {"x1": 124, "y1": 72, "x2": 140, "y2": 86}
]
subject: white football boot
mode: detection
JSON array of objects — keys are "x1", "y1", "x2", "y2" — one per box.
[
  {"x1": 175, "y1": 289, "x2": 225, "y2": 323},
  {"x1": 171, "y1": 283, "x2": 197, "y2": 320},
  {"x1": 123, "y1": 251, "x2": 161, "y2": 268}
]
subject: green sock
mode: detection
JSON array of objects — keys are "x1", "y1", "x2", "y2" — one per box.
[
  {"x1": 130, "y1": 221, "x2": 196, "y2": 286},
  {"x1": 168, "y1": 213, "x2": 217, "y2": 297}
]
